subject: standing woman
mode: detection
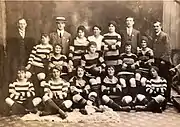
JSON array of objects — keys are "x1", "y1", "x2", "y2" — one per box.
[
  {"x1": 88, "y1": 25, "x2": 104, "y2": 53},
  {"x1": 102, "y1": 21, "x2": 121, "y2": 74},
  {"x1": 69, "y1": 25, "x2": 89, "y2": 70}
]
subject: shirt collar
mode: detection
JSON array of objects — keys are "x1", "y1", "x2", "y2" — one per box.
[
  {"x1": 57, "y1": 29, "x2": 64, "y2": 36},
  {"x1": 156, "y1": 30, "x2": 161, "y2": 36}
]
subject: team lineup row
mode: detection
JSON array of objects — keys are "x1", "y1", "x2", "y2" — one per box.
[{"x1": 5, "y1": 16, "x2": 171, "y2": 118}]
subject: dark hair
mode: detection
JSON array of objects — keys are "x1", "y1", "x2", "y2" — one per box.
[
  {"x1": 106, "y1": 65, "x2": 115, "y2": 71},
  {"x1": 125, "y1": 41, "x2": 132, "y2": 47},
  {"x1": 150, "y1": 66, "x2": 159, "y2": 73},
  {"x1": 76, "y1": 66, "x2": 85, "y2": 75},
  {"x1": 51, "y1": 65, "x2": 62, "y2": 73},
  {"x1": 153, "y1": 21, "x2": 161, "y2": 26},
  {"x1": 92, "y1": 25, "x2": 102, "y2": 31},
  {"x1": 141, "y1": 36, "x2": 148, "y2": 43},
  {"x1": 88, "y1": 41, "x2": 97, "y2": 50},
  {"x1": 17, "y1": 66, "x2": 26, "y2": 72},
  {"x1": 108, "y1": 21, "x2": 117, "y2": 28},
  {"x1": 77, "y1": 25, "x2": 86, "y2": 33},
  {"x1": 53, "y1": 43, "x2": 63, "y2": 52},
  {"x1": 41, "y1": 33, "x2": 49, "y2": 38}
]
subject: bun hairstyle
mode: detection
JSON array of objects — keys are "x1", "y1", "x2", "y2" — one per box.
[
  {"x1": 141, "y1": 36, "x2": 148, "y2": 43},
  {"x1": 77, "y1": 25, "x2": 86, "y2": 32},
  {"x1": 108, "y1": 21, "x2": 117, "y2": 28}
]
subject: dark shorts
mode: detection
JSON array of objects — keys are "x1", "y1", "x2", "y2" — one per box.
[{"x1": 29, "y1": 65, "x2": 46, "y2": 75}]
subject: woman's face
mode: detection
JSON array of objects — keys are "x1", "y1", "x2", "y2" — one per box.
[
  {"x1": 17, "y1": 70, "x2": 26, "y2": 80},
  {"x1": 52, "y1": 68, "x2": 61, "y2": 79},
  {"x1": 107, "y1": 67, "x2": 115, "y2": 76},
  {"x1": 78, "y1": 30, "x2": 85, "y2": 38},
  {"x1": 41, "y1": 36, "x2": 49, "y2": 45},
  {"x1": 125, "y1": 45, "x2": 131, "y2": 53},
  {"x1": 93, "y1": 27, "x2": 101, "y2": 36},
  {"x1": 108, "y1": 24, "x2": 115, "y2": 33},
  {"x1": 150, "y1": 68, "x2": 158, "y2": 78},
  {"x1": 54, "y1": 45, "x2": 62, "y2": 54},
  {"x1": 77, "y1": 67, "x2": 85, "y2": 78},
  {"x1": 89, "y1": 45, "x2": 97, "y2": 53},
  {"x1": 141, "y1": 40, "x2": 147, "y2": 48}
]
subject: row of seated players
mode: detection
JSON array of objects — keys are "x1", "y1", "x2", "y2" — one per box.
[
  {"x1": 5, "y1": 60, "x2": 167, "y2": 119},
  {"x1": 24, "y1": 33, "x2": 154, "y2": 98}
]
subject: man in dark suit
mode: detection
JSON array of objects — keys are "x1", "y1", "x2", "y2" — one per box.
[
  {"x1": 120, "y1": 17, "x2": 141, "y2": 53},
  {"x1": 50, "y1": 16, "x2": 71, "y2": 57},
  {"x1": 152, "y1": 21, "x2": 172, "y2": 101},
  {"x1": 6, "y1": 18, "x2": 35, "y2": 82},
  {"x1": 153, "y1": 21, "x2": 171, "y2": 62}
]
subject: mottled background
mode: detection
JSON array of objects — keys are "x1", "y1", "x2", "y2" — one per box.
[{"x1": 5, "y1": 1, "x2": 162, "y2": 41}]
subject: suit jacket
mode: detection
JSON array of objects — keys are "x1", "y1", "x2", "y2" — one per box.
[
  {"x1": 7, "y1": 28, "x2": 35, "y2": 66},
  {"x1": 120, "y1": 28, "x2": 141, "y2": 53},
  {"x1": 152, "y1": 31, "x2": 171, "y2": 62},
  {"x1": 50, "y1": 30, "x2": 71, "y2": 56}
]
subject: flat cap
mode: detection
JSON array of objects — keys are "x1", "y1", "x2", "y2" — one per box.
[{"x1": 56, "y1": 16, "x2": 67, "y2": 22}]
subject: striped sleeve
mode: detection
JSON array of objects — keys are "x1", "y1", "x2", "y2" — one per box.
[
  {"x1": 28, "y1": 82, "x2": 35, "y2": 97},
  {"x1": 9, "y1": 82, "x2": 21, "y2": 100},
  {"x1": 145, "y1": 80, "x2": 153, "y2": 94},
  {"x1": 160, "y1": 78, "x2": 167, "y2": 95},
  {"x1": 28, "y1": 46, "x2": 37, "y2": 64}
]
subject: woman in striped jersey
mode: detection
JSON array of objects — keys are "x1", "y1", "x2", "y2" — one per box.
[
  {"x1": 81, "y1": 41, "x2": 106, "y2": 107},
  {"x1": 5, "y1": 67, "x2": 42, "y2": 115},
  {"x1": 70, "y1": 66, "x2": 96, "y2": 114},
  {"x1": 135, "y1": 66, "x2": 167, "y2": 113},
  {"x1": 133, "y1": 36, "x2": 154, "y2": 106},
  {"x1": 69, "y1": 25, "x2": 89, "y2": 70},
  {"x1": 42, "y1": 65, "x2": 72, "y2": 119},
  {"x1": 135, "y1": 36, "x2": 154, "y2": 87},
  {"x1": 49, "y1": 43, "x2": 72, "y2": 80},
  {"x1": 101, "y1": 66, "x2": 129, "y2": 111},
  {"x1": 26, "y1": 33, "x2": 53, "y2": 97},
  {"x1": 102, "y1": 21, "x2": 121, "y2": 74},
  {"x1": 118, "y1": 43, "x2": 139, "y2": 109}
]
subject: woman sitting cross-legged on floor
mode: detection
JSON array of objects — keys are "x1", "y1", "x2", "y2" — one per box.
[
  {"x1": 101, "y1": 66, "x2": 131, "y2": 112},
  {"x1": 41, "y1": 65, "x2": 72, "y2": 119},
  {"x1": 5, "y1": 66, "x2": 42, "y2": 115},
  {"x1": 69, "y1": 66, "x2": 100, "y2": 114},
  {"x1": 135, "y1": 66, "x2": 167, "y2": 113}
]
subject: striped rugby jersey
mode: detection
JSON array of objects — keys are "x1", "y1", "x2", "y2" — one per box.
[
  {"x1": 44, "y1": 78, "x2": 70, "y2": 99},
  {"x1": 146, "y1": 77, "x2": 167, "y2": 97},
  {"x1": 69, "y1": 76, "x2": 90, "y2": 95},
  {"x1": 9, "y1": 80, "x2": 35, "y2": 102},
  {"x1": 102, "y1": 76, "x2": 121, "y2": 95},
  {"x1": 102, "y1": 32, "x2": 121, "y2": 66},
  {"x1": 28, "y1": 44, "x2": 53, "y2": 68},
  {"x1": 81, "y1": 52, "x2": 106, "y2": 71},
  {"x1": 49, "y1": 53, "x2": 68, "y2": 69},
  {"x1": 118, "y1": 53, "x2": 139, "y2": 74},
  {"x1": 69, "y1": 37, "x2": 89, "y2": 62}
]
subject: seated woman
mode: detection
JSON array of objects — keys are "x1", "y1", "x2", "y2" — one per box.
[
  {"x1": 135, "y1": 66, "x2": 167, "y2": 113},
  {"x1": 136, "y1": 36, "x2": 154, "y2": 86},
  {"x1": 42, "y1": 65, "x2": 72, "y2": 119},
  {"x1": 69, "y1": 66, "x2": 96, "y2": 114},
  {"x1": 101, "y1": 66, "x2": 130, "y2": 111},
  {"x1": 69, "y1": 25, "x2": 89, "y2": 70},
  {"x1": 49, "y1": 43, "x2": 72, "y2": 80},
  {"x1": 81, "y1": 41, "x2": 106, "y2": 107},
  {"x1": 26, "y1": 33, "x2": 53, "y2": 97},
  {"x1": 118, "y1": 43, "x2": 139, "y2": 109},
  {"x1": 5, "y1": 66, "x2": 42, "y2": 115}
]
